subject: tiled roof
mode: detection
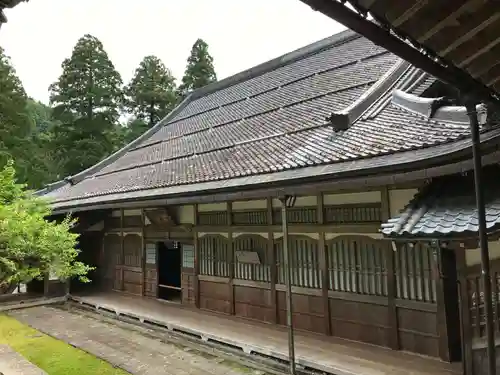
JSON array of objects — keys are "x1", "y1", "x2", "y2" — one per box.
[
  {"x1": 41, "y1": 30, "x2": 500, "y2": 211},
  {"x1": 381, "y1": 167, "x2": 500, "y2": 238}
]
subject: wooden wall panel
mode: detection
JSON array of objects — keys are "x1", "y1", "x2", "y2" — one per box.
[
  {"x1": 234, "y1": 285, "x2": 274, "y2": 323},
  {"x1": 182, "y1": 268, "x2": 196, "y2": 305},
  {"x1": 199, "y1": 280, "x2": 231, "y2": 314},
  {"x1": 144, "y1": 267, "x2": 157, "y2": 297},
  {"x1": 329, "y1": 297, "x2": 390, "y2": 347},
  {"x1": 277, "y1": 291, "x2": 325, "y2": 334},
  {"x1": 397, "y1": 306, "x2": 439, "y2": 357}
]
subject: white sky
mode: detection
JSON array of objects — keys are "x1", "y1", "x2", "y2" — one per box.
[{"x1": 0, "y1": 0, "x2": 344, "y2": 104}]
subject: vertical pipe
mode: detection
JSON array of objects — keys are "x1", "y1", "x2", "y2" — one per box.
[
  {"x1": 281, "y1": 197, "x2": 296, "y2": 375},
  {"x1": 467, "y1": 101, "x2": 496, "y2": 375}
]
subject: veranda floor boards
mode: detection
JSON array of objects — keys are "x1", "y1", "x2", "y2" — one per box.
[{"x1": 72, "y1": 291, "x2": 461, "y2": 375}]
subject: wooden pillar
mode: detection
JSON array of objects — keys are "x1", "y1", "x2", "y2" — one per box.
[
  {"x1": 227, "y1": 202, "x2": 235, "y2": 315},
  {"x1": 381, "y1": 187, "x2": 399, "y2": 350},
  {"x1": 194, "y1": 204, "x2": 200, "y2": 309},
  {"x1": 141, "y1": 209, "x2": 146, "y2": 296},
  {"x1": 456, "y1": 244, "x2": 473, "y2": 375},
  {"x1": 436, "y1": 243, "x2": 463, "y2": 363},
  {"x1": 268, "y1": 197, "x2": 278, "y2": 323},
  {"x1": 318, "y1": 193, "x2": 331, "y2": 336},
  {"x1": 120, "y1": 208, "x2": 125, "y2": 291},
  {"x1": 43, "y1": 273, "x2": 49, "y2": 297}
]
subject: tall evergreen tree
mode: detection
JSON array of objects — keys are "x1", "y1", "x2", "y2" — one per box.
[
  {"x1": 178, "y1": 39, "x2": 217, "y2": 96},
  {"x1": 0, "y1": 47, "x2": 41, "y2": 188},
  {"x1": 49, "y1": 34, "x2": 123, "y2": 177},
  {"x1": 124, "y1": 55, "x2": 177, "y2": 128}
]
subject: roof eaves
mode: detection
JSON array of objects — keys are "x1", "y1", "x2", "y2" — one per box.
[
  {"x1": 49, "y1": 127, "x2": 500, "y2": 213},
  {"x1": 37, "y1": 92, "x2": 197, "y2": 197}
]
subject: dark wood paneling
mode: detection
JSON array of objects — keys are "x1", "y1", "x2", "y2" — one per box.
[
  {"x1": 182, "y1": 267, "x2": 196, "y2": 305},
  {"x1": 144, "y1": 266, "x2": 157, "y2": 298},
  {"x1": 329, "y1": 297, "x2": 390, "y2": 346},
  {"x1": 277, "y1": 291, "x2": 325, "y2": 334},
  {"x1": 397, "y1": 307, "x2": 439, "y2": 357},
  {"x1": 199, "y1": 280, "x2": 231, "y2": 314},
  {"x1": 234, "y1": 285, "x2": 274, "y2": 323}
]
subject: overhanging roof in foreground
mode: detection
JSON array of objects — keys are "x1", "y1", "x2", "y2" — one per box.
[
  {"x1": 0, "y1": 0, "x2": 25, "y2": 28},
  {"x1": 300, "y1": 0, "x2": 500, "y2": 104},
  {"x1": 382, "y1": 166, "x2": 500, "y2": 239}
]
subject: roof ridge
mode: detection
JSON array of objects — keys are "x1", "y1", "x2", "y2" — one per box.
[{"x1": 186, "y1": 29, "x2": 358, "y2": 102}]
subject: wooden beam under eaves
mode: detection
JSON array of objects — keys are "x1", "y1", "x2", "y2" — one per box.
[
  {"x1": 435, "y1": 7, "x2": 500, "y2": 56},
  {"x1": 406, "y1": 0, "x2": 481, "y2": 44},
  {"x1": 385, "y1": 0, "x2": 429, "y2": 28}
]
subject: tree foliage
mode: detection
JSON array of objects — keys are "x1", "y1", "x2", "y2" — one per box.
[
  {"x1": 49, "y1": 34, "x2": 123, "y2": 177},
  {"x1": 0, "y1": 47, "x2": 33, "y2": 183},
  {"x1": 124, "y1": 55, "x2": 177, "y2": 128},
  {"x1": 0, "y1": 161, "x2": 92, "y2": 294},
  {"x1": 178, "y1": 39, "x2": 217, "y2": 96}
]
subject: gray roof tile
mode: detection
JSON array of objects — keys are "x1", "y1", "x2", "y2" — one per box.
[
  {"x1": 43, "y1": 32, "x2": 491, "y2": 208},
  {"x1": 381, "y1": 168, "x2": 500, "y2": 237}
]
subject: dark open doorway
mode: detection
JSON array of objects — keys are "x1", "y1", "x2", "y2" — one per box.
[{"x1": 157, "y1": 240, "x2": 182, "y2": 302}]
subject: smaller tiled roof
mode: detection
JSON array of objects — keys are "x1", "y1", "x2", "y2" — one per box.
[{"x1": 381, "y1": 167, "x2": 500, "y2": 238}]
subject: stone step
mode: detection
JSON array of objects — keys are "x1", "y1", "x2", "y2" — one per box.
[{"x1": 0, "y1": 345, "x2": 47, "y2": 375}]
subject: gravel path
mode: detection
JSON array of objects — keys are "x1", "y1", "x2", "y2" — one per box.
[{"x1": 10, "y1": 306, "x2": 265, "y2": 375}]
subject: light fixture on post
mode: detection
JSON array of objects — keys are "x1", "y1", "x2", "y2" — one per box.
[{"x1": 279, "y1": 194, "x2": 296, "y2": 375}]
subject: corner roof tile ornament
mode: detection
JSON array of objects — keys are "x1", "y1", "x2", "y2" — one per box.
[{"x1": 392, "y1": 89, "x2": 488, "y2": 125}]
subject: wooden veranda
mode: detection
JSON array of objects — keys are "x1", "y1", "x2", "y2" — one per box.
[{"x1": 71, "y1": 291, "x2": 460, "y2": 375}]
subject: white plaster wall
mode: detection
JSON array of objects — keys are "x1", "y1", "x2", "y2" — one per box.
[
  {"x1": 323, "y1": 191, "x2": 381, "y2": 205},
  {"x1": 177, "y1": 205, "x2": 195, "y2": 224},
  {"x1": 324, "y1": 233, "x2": 383, "y2": 240},
  {"x1": 111, "y1": 209, "x2": 142, "y2": 217},
  {"x1": 272, "y1": 196, "x2": 317, "y2": 207},
  {"x1": 388, "y1": 189, "x2": 418, "y2": 217},
  {"x1": 233, "y1": 200, "x2": 267, "y2": 210},
  {"x1": 197, "y1": 203, "x2": 227, "y2": 212},
  {"x1": 233, "y1": 232, "x2": 268, "y2": 238},
  {"x1": 466, "y1": 240, "x2": 500, "y2": 266}
]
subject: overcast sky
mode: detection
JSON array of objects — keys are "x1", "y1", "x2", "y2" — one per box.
[{"x1": 0, "y1": 0, "x2": 344, "y2": 104}]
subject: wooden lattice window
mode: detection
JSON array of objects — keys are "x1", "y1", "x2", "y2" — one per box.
[
  {"x1": 326, "y1": 236, "x2": 387, "y2": 296},
  {"x1": 275, "y1": 236, "x2": 321, "y2": 289},
  {"x1": 198, "y1": 235, "x2": 229, "y2": 277},
  {"x1": 123, "y1": 234, "x2": 141, "y2": 267},
  {"x1": 395, "y1": 243, "x2": 436, "y2": 303},
  {"x1": 233, "y1": 235, "x2": 270, "y2": 282}
]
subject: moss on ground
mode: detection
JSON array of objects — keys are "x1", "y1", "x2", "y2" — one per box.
[{"x1": 0, "y1": 314, "x2": 129, "y2": 375}]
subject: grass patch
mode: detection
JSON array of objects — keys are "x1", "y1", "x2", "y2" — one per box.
[{"x1": 0, "y1": 314, "x2": 128, "y2": 375}]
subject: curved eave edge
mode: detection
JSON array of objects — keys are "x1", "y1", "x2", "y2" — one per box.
[
  {"x1": 382, "y1": 223, "x2": 500, "y2": 240},
  {"x1": 392, "y1": 90, "x2": 487, "y2": 125},
  {"x1": 49, "y1": 127, "x2": 500, "y2": 213},
  {"x1": 35, "y1": 92, "x2": 196, "y2": 197}
]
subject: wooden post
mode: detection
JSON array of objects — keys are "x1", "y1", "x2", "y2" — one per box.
[
  {"x1": 280, "y1": 195, "x2": 296, "y2": 375},
  {"x1": 456, "y1": 245, "x2": 473, "y2": 375},
  {"x1": 381, "y1": 187, "x2": 399, "y2": 349},
  {"x1": 268, "y1": 197, "x2": 277, "y2": 324},
  {"x1": 141, "y1": 209, "x2": 146, "y2": 296},
  {"x1": 120, "y1": 208, "x2": 125, "y2": 291},
  {"x1": 43, "y1": 273, "x2": 49, "y2": 297},
  {"x1": 194, "y1": 204, "x2": 200, "y2": 309},
  {"x1": 227, "y1": 202, "x2": 235, "y2": 315},
  {"x1": 467, "y1": 100, "x2": 495, "y2": 375},
  {"x1": 318, "y1": 193, "x2": 331, "y2": 336}
]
